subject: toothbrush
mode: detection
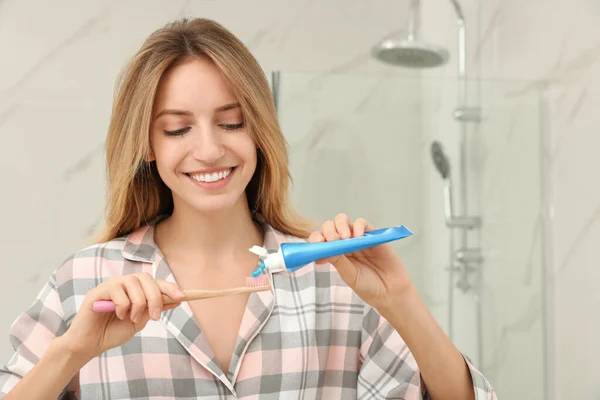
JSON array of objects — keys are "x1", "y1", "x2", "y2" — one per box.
[{"x1": 92, "y1": 275, "x2": 270, "y2": 313}]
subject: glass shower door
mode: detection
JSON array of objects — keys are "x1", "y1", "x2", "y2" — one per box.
[{"x1": 272, "y1": 70, "x2": 546, "y2": 399}]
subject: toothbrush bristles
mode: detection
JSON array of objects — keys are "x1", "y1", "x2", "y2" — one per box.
[{"x1": 245, "y1": 275, "x2": 269, "y2": 287}]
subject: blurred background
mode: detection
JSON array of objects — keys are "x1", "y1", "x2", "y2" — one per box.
[{"x1": 1, "y1": 0, "x2": 598, "y2": 399}]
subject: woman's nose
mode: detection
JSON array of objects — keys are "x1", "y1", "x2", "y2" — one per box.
[{"x1": 191, "y1": 127, "x2": 225, "y2": 162}]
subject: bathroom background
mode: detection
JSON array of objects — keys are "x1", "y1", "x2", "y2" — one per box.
[{"x1": 0, "y1": 0, "x2": 598, "y2": 399}]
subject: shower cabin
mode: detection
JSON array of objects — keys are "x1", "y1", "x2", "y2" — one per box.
[{"x1": 268, "y1": 0, "x2": 548, "y2": 398}]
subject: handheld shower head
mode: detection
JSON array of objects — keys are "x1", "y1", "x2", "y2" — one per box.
[
  {"x1": 431, "y1": 141, "x2": 450, "y2": 179},
  {"x1": 430, "y1": 140, "x2": 481, "y2": 229}
]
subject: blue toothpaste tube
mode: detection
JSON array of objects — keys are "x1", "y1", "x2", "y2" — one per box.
[{"x1": 249, "y1": 225, "x2": 414, "y2": 276}]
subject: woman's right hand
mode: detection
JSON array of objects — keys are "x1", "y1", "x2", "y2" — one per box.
[{"x1": 61, "y1": 273, "x2": 185, "y2": 360}]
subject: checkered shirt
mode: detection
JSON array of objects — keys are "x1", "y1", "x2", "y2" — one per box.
[{"x1": 0, "y1": 217, "x2": 496, "y2": 399}]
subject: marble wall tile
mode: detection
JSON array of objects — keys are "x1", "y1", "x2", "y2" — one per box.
[
  {"x1": 544, "y1": 72, "x2": 600, "y2": 399},
  {"x1": 465, "y1": 0, "x2": 600, "y2": 397}
]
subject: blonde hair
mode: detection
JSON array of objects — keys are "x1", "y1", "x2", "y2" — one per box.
[{"x1": 96, "y1": 18, "x2": 313, "y2": 243}]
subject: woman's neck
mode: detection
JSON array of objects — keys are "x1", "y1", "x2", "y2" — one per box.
[{"x1": 154, "y1": 197, "x2": 264, "y2": 271}]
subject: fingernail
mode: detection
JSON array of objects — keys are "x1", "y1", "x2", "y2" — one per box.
[{"x1": 152, "y1": 309, "x2": 160, "y2": 320}]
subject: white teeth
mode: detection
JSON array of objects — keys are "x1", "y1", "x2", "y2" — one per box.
[{"x1": 189, "y1": 168, "x2": 232, "y2": 183}]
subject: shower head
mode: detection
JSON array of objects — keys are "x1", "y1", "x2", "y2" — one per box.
[
  {"x1": 371, "y1": 38, "x2": 449, "y2": 68},
  {"x1": 431, "y1": 141, "x2": 450, "y2": 179},
  {"x1": 371, "y1": 0, "x2": 449, "y2": 68},
  {"x1": 431, "y1": 140, "x2": 481, "y2": 229}
]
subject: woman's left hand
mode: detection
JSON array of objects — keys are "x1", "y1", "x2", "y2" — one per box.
[{"x1": 308, "y1": 213, "x2": 413, "y2": 310}]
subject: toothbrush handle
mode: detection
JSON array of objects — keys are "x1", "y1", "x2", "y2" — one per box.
[
  {"x1": 92, "y1": 292, "x2": 187, "y2": 313},
  {"x1": 92, "y1": 300, "x2": 117, "y2": 313},
  {"x1": 92, "y1": 286, "x2": 271, "y2": 313},
  {"x1": 92, "y1": 293, "x2": 178, "y2": 313}
]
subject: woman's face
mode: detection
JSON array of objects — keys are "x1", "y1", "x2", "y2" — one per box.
[{"x1": 149, "y1": 57, "x2": 257, "y2": 215}]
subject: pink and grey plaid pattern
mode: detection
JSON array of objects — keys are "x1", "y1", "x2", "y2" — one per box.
[{"x1": 0, "y1": 216, "x2": 497, "y2": 399}]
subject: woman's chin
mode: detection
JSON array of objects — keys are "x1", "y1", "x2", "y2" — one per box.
[{"x1": 186, "y1": 195, "x2": 248, "y2": 216}]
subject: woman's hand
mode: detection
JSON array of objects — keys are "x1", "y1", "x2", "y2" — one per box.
[
  {"x1": 308, "y1": 213, "x2": 413, "y2": 310},
  {"x1": 62, "y1": 273, "x2": 184, "y2": 361}
]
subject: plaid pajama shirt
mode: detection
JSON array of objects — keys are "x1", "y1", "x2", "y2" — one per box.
[{"x1": 0, "y1": 216, "x2": 497, "y2": 399}]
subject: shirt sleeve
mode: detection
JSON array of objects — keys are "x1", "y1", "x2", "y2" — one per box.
[
  {"x1": 0, "y1": 271, "x2": 74, "y2": 399},
  {"x1": 357, "y1": 306, "x2": 497, "y2": 400}
]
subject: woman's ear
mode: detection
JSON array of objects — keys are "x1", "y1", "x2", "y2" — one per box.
[{"x1": 145, "y1": 148, "x2": 155, "y2": 162}]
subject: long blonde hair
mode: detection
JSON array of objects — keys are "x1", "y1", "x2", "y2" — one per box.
[{"x1": 96, "y1": 18, "x2": 313, "y2": 243}]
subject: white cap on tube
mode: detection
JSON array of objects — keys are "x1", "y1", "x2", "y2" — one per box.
[
  {"x1": 249, "y1": 246, "x2": 286, "y2": 273},
  {"x1": 262, "y1": 249, "x2": 286, "y2": 273}
]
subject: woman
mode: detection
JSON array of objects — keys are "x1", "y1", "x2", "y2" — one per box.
[{"x1": 0, "y1": 18, "x2": 496, "y2": 399}]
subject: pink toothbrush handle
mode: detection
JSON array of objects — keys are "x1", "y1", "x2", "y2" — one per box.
[
  {"x1": 93, "y1": 300, "x2": 117, "y2": 313},
  {"x1": 91, "y1": 276, "x2": 271, "y2": 313}
]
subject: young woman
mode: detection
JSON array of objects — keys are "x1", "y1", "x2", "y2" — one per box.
[{"x1": 0, "y1": 18, "x2": 496, "y2": 400}]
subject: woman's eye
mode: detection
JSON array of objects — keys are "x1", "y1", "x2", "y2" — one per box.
[
  {"x1": 163, "y1": 127, "x2": 191, "y2": 136},
  {"x1": 220, "y1": 122, "x2": 245, "y2": 131}
]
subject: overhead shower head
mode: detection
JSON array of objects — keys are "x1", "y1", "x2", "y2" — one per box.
[
  {"x1": 372, "y1": 0, "x2": 450, "y2": 69},
  {"x1": 430, "y1": 141, "x2": 450, "y2": 179},
  {"x1": 371, "y1": 38, "x2": 449, "y2": 68}
]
